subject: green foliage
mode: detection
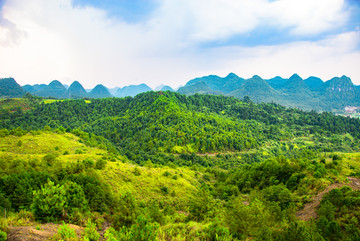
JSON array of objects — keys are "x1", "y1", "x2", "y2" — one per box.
[
  {"x1": 31, "y1": 180, "x2": 88, "y2": 222},
  {"x1": 188, "y1": 188, "x2": 213, "y2": 222},
  {"x1": 0, "y1": 230, "x2": 6, "y2": 241},
  {"x1": 204, "y1": 219, "x2": 232, "y2": 241},
  {"x1": 125, "y1": 215, "x2": 159, "y2": 241},
  {"x1": 269, "y1": 221, "x2": 325, "y2": 241},
  {"x1": 316, "y1": 186, "x2": 360, "y2": 240},
  {"x1": 106, "y1": 216, "x2": 159, "y2": 241},
  {"x1": 226, "y1": 198, "x2": 275, "y2": 239},
  {"x1": 57, "y1": 222, "x2": 78, "y2": 241},
  {"x1": 112, "y1": 191, "x2": 139, "y2": 229},
  {"x1": 83, "y1": 219, "x2": 100, "y2": 241},
  {"x1": 31, "y1": 180, "x2": 67, "y2": 222}
]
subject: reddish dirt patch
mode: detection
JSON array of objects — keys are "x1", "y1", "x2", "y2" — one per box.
[
  {"x1": 7, "y1": 223, "x2": 84, "y2": 241},
  {"x1": 7, "y1": 221, "x2": 111, "y2": 241},
  {"x1": 296, "y1": 177, "x2": 360, "y2": 221}
]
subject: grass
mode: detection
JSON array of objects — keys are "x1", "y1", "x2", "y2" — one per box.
[
  {"x1": 0, "y1": 98, "x2": 33, "y2": 112},
  {"x1": 42, "y1": 99, "x2": 91, "y2": 104},
  {"x1": 0, "y1": 131, "x2": 202, "y2": 206}
]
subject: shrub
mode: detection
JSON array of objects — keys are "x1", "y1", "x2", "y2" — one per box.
[
  {"x1": 112, "y1": 191, "x2": 139, "y2": 229},
  {"x1": 31, "y1": 180, "x2": 67, "y2": 222},
  {"x1": 133, "y1": 167, "x2": 141, "y2": 176},
  {"x1": 95, "y1": 159, "x2": 107, "y2": 170},
  {"x1": 160, "y1": 186, "x2": 168, "y2": 194},
  {"x1": 82, "y1": 158, "x2": 95, "y2": 168},
  {"x1": 0, "y1": 231, "x2": 7, "y2": 241},
  {"x1": 31, "y1": 180, "x2": 88, "y2": 222},
  {"x1": 83, "y1": 219, "x2": 99, "y2": 241},
  {"x1": 127, "y1": 215, "x2": 159, "y2": 241},
  {"x1": 57, "y1": 222, "x2": 78, "y2": 241},
  {"x1": 42, "y1": 153, "x2": 58, "y2": 166}
]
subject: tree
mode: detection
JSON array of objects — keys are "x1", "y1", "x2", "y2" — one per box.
[
  {"x1": 31, "y1": 180, "x2": 67, "y2": 222},
  {"x1": 31, "y1": 180, "x2": 88, "y2": 222}
]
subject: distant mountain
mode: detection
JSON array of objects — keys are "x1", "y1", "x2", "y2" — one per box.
[
  {"x1": 89, "y1": 84, "x2": 112, "y2": 98},
  {"x1": 177, "y1": 81, "x2": 222, "y2": 95},
  {"x1": 115, "y1": 84, "x2": 151, "y2": 97},
  {"x1": 281, "y1": 74, "x2": 313, "y2": 97},
  {"x1": 229, "y1": 75, "x2": 280, "y2": 103},
  {"x1": 154, "y1": 84, "x2": 165, "y2": 91},
  {"x1": 154, "y1": 85, "x2": 174, "y2": 92},
  {"x1": 304, "y1": 76, "x2": 324, "y2": 91},
  {"x1": 34, "y1": 80, "x2": 68, "y2": 98},
  {"x1": 23, "y1": 84, "x2": 47, "y2": 94},
  {"x1": 276, "y1": 74, "x2": 317, "y2": 109},
  {"x1": 108, "y1": 87, "x2": 120, "y2": 96},
  {"x1": 318, "y1": 76, "x2": 359, "y2": 109},
  {"x1": 67, "y1": 81, "x2": 87, "y2": 98},
  {"x1": 5, "y1": 73, "x2": 360, "y2": 112},
  {"x1": 0, "y1": 78, "x2": 25, "y2": 97},
  {"x1": 160, "y1": 85, "x2": 174, "y2": 92},
  {"x1": 322, "y1": 76, "x2": 357, "y2": 96},
  {"x1": 266, "y1": 76, "x2": 287, "y2": 89},
  {"x1": 186, "y1": 73, "x2": 244, "y2": 94}
]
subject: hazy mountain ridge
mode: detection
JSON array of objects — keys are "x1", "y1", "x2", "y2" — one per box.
[
  {"x1": 180, "y1": 73, "x2": 360, "y2": 112},
  {"x1": 1, "y1": 73, "x2": 359, "y2": 112},
  {"x1": 115, "y1": 84, "x2": 152, "y2": 98}
]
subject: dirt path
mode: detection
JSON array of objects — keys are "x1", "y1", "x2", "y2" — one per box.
[{"x1": 296, "y1": 177, "x2": 360, "y2": 221}]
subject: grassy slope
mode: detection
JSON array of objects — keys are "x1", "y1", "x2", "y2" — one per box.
[
  {"x1": 0, "y1": 98, "x2": 33, "y2": 112},
  {"x1": 0, "y1": 131, "x2": 201, "y2": 204}
]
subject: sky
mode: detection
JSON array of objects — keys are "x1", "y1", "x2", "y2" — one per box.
[{"x1": 0, "y1": 0, "x2": 359, "y2": 89}]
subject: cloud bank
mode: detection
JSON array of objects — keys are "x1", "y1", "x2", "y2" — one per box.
[{"x1": 0, "y1": 0, "x2": 359, "y2": 88}]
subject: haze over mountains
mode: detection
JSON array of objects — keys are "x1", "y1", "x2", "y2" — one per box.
[{"x1": 1, "y1": 73, "x2": 360, "y2": 112}]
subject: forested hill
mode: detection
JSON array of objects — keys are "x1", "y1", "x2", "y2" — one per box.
[
  {"x1": 2, "y1": 92, "x2": 360, "y2": 240},
  {"x1": 1, "y1": 91, "x2": 360, "y2": 166}
]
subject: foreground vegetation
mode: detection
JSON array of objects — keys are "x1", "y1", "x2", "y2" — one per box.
[{"x1": 1, "y1": 91, "x2": 360, "y2": 240}]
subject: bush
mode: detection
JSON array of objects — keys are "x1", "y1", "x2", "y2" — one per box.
[
  {"x1": 95, "y1": 159, "x2": 107, "y2": 170},
  {"x1": 42, "y1": 153, "x2": 59, "y2": 166},
  {"x1": 160, "y1": 186, "x2": 168, "y2": 194},
  {"x1": 127, "y1": 215, "x2": 159, "y2": 241},
  {"x1": 112, "y1": 191, "x2": 138, "y2": 229},
  {"x1": 0, "y1": 231, "x2": 7, "y2": 241},
  {"x1": 31, "y1": 180, "x2": 88, "y2": 222},
  {"x1": 83, "y1": 219, "x2": 99, "y2": 241},
  {"x1": 57, "y1": 222, "x2": 78, "y2": 241},
  {"x1": 31, "y1": 180, "x2": 67, "y2": 222},
  {"x1": 109, "y1": 216, "x2": 159, "y2": 241}
]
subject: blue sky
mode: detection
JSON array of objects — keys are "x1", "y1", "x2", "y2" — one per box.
[
  {"x1": 0, "y1": 0, "x2": 359, "y2": 88},
  {"x1": 71, "y1": 0, "x2": 159, "y2": 23}
]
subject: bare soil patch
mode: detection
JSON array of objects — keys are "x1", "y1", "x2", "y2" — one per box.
[{"x1": 296, "y1": 177, "x2": 360, "y2": 221}]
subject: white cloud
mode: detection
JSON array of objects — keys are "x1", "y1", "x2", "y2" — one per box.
[
  {"x1": 216, "y1": 30, "x2": 360, "y2": 83},
  {"x1": 152, "y1": 0, "x2": 350, "y2": 44},
  {"x1": 0, "y1": 0, "x2": 359, "y2": 89}
]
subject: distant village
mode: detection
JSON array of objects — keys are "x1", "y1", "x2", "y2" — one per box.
[
  {"x1": 343, "y1": 106, "x2": 360, "y2": 118},
  {"x1": 345, "y1": 106, "x2": 360, "y2": 113}
]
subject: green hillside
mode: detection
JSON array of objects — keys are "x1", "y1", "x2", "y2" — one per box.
[{"x1": 1, "y1": 92, "x2": 360, "y2": 240}]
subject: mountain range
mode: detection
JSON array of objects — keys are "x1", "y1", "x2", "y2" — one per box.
[
  {"x1": 1, "y1": 73, "x2": 359, "y2": 112},
  {"x1": 179, "y1": 73, "x2": 360, "y2": 112}
]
